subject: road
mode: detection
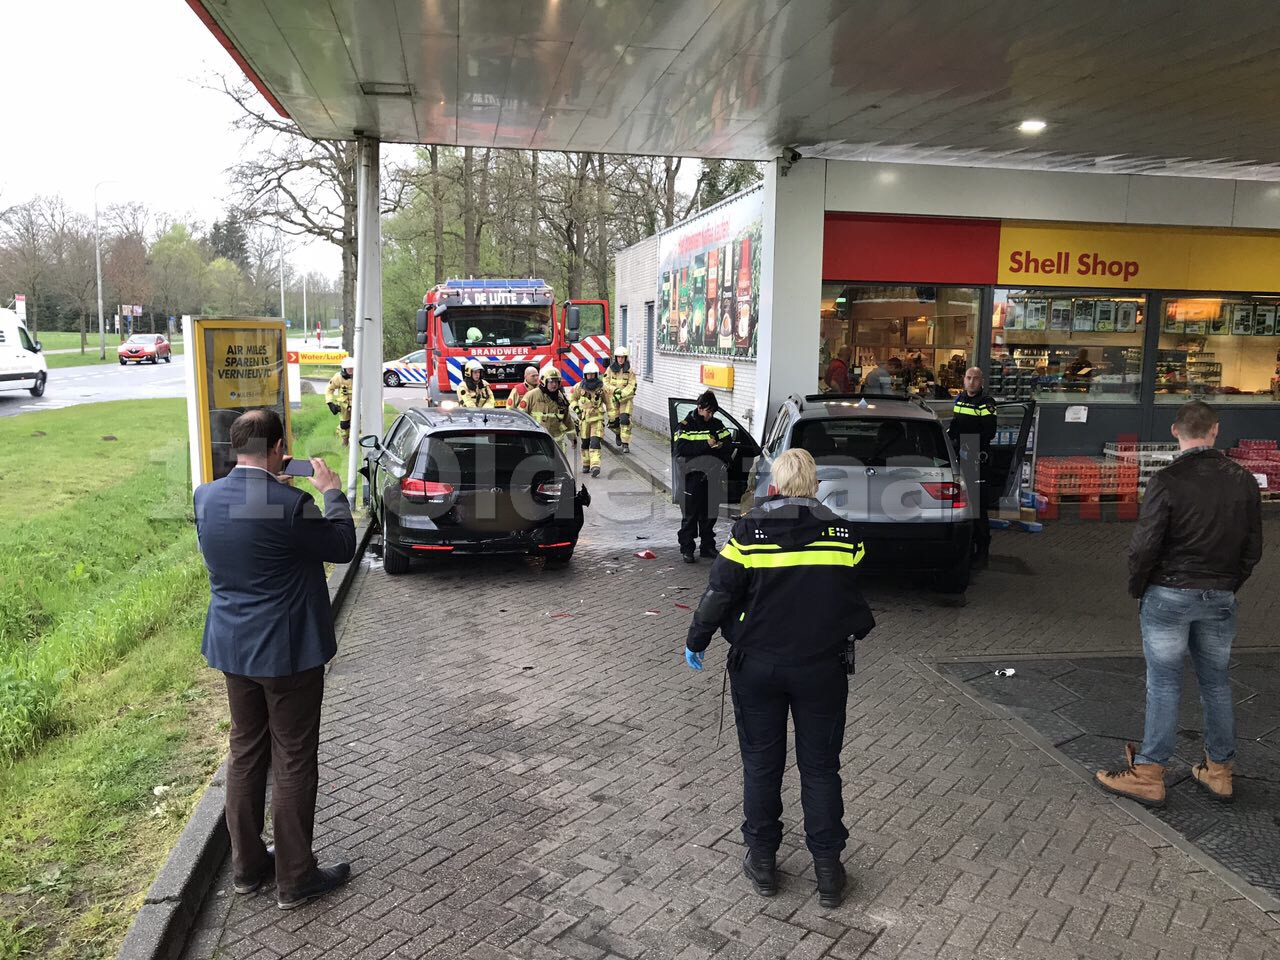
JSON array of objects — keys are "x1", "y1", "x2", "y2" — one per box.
[{"x1": 0, "y1": 357, "x2": 189, "y2": 418}]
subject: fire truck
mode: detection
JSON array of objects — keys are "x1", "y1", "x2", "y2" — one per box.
[{"x1": 414, "y1": 279, "x2": 611, "y2": 401}]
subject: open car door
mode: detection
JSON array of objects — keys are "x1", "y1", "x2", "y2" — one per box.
[
  {"x1": 667, "y1": 398, "x2": 760, "y2": 508},
  {"x1": 988, "y1": 400, "x2": 1036, "y2": 506}
]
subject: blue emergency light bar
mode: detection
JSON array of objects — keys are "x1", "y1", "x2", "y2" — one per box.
[{"x1": 444, "y1": 278, "x2": 547, "y2": 290}]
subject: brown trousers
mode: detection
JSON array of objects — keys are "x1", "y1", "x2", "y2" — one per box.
[{"x1": 224, "y1": 667, "x2": 325, "y2": 895}]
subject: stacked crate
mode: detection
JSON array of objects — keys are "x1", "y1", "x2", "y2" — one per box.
[
  {"x1": 1103, "y1": 441, "x2": 1178, "y2": 500},
  {"x1": 1228, "y1": 439, "x2": 1280, "y2": 500},
  {"x1": 1034, "y1": 455, "x2": 1140, "y2": 507}
]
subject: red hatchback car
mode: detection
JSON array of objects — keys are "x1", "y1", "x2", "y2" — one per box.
[{"x1": 118, "y1": 334, "x2": 172, "y2": 365}]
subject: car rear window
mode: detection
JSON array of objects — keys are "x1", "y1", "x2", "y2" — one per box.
[
  {"x1": 791, "y1": 417, "x2": 950, "y2": 467},
  {"x1": 422, "y1": 431, "x2": 560, "y2": 485}
]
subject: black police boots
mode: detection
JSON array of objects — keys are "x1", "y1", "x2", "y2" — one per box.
[
  {"x1": 813, "y1": 858, "x2": 846, "y2": 908},
  {"x1": 742, "y1": 850, "x2": 779, "y2": 897}
]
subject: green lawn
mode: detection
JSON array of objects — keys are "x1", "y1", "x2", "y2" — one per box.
[
  {"x1": 42, "y1": 341, "x2": 185, "y2": 371},
  {"x1": 0, "y1": 395, "x2": 353, "y2": 958}
]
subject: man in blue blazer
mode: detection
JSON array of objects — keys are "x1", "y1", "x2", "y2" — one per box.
[{"x1": 194, "y1": 408, "x2": 357, "y2": 910}]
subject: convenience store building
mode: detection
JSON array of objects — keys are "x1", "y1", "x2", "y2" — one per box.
[{"x1": 615, "y1": 160, "x2": 1280, "y2": 456}]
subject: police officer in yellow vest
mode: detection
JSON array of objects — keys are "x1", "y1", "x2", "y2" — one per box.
[
  {"x1": 603, "y1": 347, "x2": 637, "y2": 452},
  {"x1": 325, "y1": 357, "x2": 354, "y2": 446},
  {"x1": 947, "y1": 366, "x2": 998, "y2": 566},
  {"x1": 684, "y1": 448, "x2": 874, "y2": 908},
  {"x1": 570, "y1": 362, "x2": 607, "y2": 478},
  {"x1": 457, "y1": 359, "x2": 497, "y2": 408}
]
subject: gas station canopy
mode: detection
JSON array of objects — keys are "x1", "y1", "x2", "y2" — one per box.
[{"x1": 191, "y1": 0, "x2": 1280, "y2": 177}]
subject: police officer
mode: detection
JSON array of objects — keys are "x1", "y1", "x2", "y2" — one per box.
[
  {"x1": 674, "y1": 390, "x2": 734, "y2": 564},
  {"x1": 520, "y1": 365, "x2": 576, "y2": 457},
  {"x1": 570, "y1": 361, "x2": 607, "y2": 478},
  {"x1": 325, "y1": 357, "x2": 354, "y2": 446},
  {"x1": 684, "y1": 448, "x2": 874, "y2": 908},
  {"x1": 947, "y1": 366, "x2": 998, "y2": 567},
  {"x1": 457, "y1": 359, "x2": 497, "y2": 408},
  {"x1": 603, "y1": 347, "x2": 637, "y2": 452}
]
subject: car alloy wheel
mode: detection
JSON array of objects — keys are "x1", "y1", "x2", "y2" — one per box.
[
  {"x1": 29, "y1": 372, "x2": 46, "y2": 397},
  {"x1": 383, "y1": 370, "x2": 401, "y2": 388}
]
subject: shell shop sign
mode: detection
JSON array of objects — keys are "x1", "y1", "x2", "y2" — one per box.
[{"x1": 997, "y1": 222, "x2": 1280, "y2": 291}]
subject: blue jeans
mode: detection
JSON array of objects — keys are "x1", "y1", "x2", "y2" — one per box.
[{"x1": 1137, "y1": 585, "x2": 1237, "y2": 766}]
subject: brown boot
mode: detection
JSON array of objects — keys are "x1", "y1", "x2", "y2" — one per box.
[
  {"x1": 1095, "y1": 743, "x2": 1166, "y2": 808},
  {"x1": 1191, "y1": 755, "x2": 1233, "y2": 803}
]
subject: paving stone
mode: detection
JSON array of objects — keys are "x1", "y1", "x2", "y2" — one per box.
[{"x1": 178, "y1": 487, "x2": 1280, "y2": 960}]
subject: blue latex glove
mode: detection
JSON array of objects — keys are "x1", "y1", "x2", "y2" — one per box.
[{"x1": 684, "y1": 647, "x2": 704, "y2": 671}]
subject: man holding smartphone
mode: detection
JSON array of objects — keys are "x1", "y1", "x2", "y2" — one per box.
[{"x1": 194, "y1": 409, "x2": 357, "y2": 910}]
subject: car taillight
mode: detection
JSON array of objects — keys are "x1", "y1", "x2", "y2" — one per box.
[
  {"x1": 535, "y1": 481, "x2": 562, "y2": 498},
  {"x1": 401, "y1": 478, "x2": 453, "y2": 503},
  {"x1": 921, "y1": 482, "x2": 968, "y2": 509}
]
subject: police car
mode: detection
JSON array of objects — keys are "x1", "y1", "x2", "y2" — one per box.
[{"x1": 382, "y1": 350, "x2": 428, "y2": 388}]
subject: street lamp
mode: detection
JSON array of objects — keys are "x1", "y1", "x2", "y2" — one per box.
[{"x1": 93, "y1": 180, "x2": 117, "y2": 361}]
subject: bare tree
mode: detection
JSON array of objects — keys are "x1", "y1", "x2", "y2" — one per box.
[
  {"x1": 221, "y1": 78, "x2": 360, "y2": 352},
  {"x1": 0, "y1": 199, "x2": 47, "y2": 333}
]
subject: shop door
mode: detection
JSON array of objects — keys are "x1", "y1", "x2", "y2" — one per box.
[
  {"x1": 989, "y1": 401, "x2": 1036, "y2": 502},
  {"x1": 667, "y1": 398, "x2": 760, "y2": 506}
]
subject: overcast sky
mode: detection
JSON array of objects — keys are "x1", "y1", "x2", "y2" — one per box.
[{"x1": 1, "y1": 0, "x2": 342, "y2": 275}]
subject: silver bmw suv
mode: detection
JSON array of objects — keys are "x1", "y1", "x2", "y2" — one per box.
[{"x1": 751, "y1": 393, "x2": 977, "y2": 592}]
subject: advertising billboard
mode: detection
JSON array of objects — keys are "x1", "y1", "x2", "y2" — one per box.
[{"x1": 657, "y1": 188, "x2": 762, "y2": 359}]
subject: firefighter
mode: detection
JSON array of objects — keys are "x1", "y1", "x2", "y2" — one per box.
[
  {"x1": 457, "y1": 359, "x2": 496, "y2": 408},
  {"x1": 507, "y1": 365, "x2": 540, "y2": 410},
  {"x1": 325, "y1": 357, "x2": 354, "y2": 446},
  {"x1": 520, "y1": 365, "x2": 576, "y2": 456},
  {"x1": 674, "y1": 390, "x2": 734, "y2": 563},
  {"x1": 947, "y1": 366, "x2": 998, "y2": 567},
  {"x1": 570, "y1": 362, "x2": 607, "y2": 478},
  {"x1": 684, "y1": 448, "x2": 874, "y2": 908},
  {"x1": 603, "y1": 346, "x2": 637, "y2": 452}
]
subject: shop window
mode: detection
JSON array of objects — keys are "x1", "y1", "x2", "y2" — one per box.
[
  {"x1": 819, "y1": 284, "x2": 978, "y2": 397},
  {"x1": 1154, "y1": 296, "x2": 1280, "y2": 403},
  {"x1": 990, "y1": 289, "x2": 1146, "y2": 403}
]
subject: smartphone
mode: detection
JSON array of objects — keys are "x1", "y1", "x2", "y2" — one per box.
[{"x1": 282, "y1": 458, "x2": 314, "y2": 477}]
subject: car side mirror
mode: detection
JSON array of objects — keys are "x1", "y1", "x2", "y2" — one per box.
[
  {"x1": 566, "y1": 305, "x2": 580, "y2": 344},
  {"x1": 33, "y1": 341, "x2": 42, "y2": 353},
  {"x1": 415, "y1": 307, "x2": 428, "y2": 346},
  {"x1": 358, "y1": 435, "x2": 380, "y2": 450}
]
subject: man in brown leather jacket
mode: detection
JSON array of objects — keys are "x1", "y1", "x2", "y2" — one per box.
[{"x1": 1096, "y1": 400, "x2": 1262, "y2": 808}]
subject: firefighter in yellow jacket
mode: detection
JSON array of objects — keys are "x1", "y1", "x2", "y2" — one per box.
[
  {"x1": 603, "y1": 346, "x2": 637, "y2": 452},
  {"x1": 457, "y1": 359, "x2": 497, "y2": 408},
  {"x1": 570, "y1": 362, "x2": 608, "y2": 478},
  {"x1": 325, "y1": 357, "x2": 354, "y2": 445},
  {"x1": 520, "y1": 365, "x2": 577, "y2": 457}
]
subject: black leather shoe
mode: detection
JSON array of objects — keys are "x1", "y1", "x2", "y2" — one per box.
[
  {"x1": 814, "y1": 858, "x2": 847, "y2": 908},
  {"x1": 743, "y1": 850, "x2": 779, "y2": 897},
  {"x1": 681, "y1": 551, "x2": 697, "y2": 564},
  {"x1": 233, "y1": 846, "x2": 275, "y2": 894},
  {"x1": 277, "y1": 862, "x2": 351, "y2": 910}
]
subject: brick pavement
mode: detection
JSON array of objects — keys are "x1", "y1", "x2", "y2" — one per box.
[{"x1": 183, "y1": 458, "x2": 1280, "y2": 959}]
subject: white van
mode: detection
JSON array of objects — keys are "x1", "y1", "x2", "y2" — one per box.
[{"x1": 0, "y1": 308, "x2": 48, "y2": 397}]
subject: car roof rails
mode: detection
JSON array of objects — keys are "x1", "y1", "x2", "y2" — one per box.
[{"x1": 798, "y1": 392, "x2": 914, "y2": 411}]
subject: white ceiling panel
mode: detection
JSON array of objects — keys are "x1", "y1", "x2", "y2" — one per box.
[{"x1": 192, "y1": 0, "x2": 1280, "y2": 179}]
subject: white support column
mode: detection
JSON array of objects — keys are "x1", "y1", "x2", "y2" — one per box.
[
  {"x1": 753, "y1": 158, "x2": 827, "y2": 436},
  {"x1": 347, "y1": 136, "x2": 384, "y2": 501}
]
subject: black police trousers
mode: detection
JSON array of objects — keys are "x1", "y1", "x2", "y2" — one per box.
[
  {"x1": 678, "y1": 472, "x2": 720, "y2": 555},
  {"x1": 728, "y1": 651, "x2": 850, "y2": 858}
]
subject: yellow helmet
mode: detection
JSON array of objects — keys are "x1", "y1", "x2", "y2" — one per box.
[
  {"x1": 539, "y1": 364, "x2": 561, "y2": 383},
  {"x1": 464, "y1": 358, "x2": 484, "y2": 375}
]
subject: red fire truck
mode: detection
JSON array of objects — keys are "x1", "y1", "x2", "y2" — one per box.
[{"x1": 414, "y1": 279, "x2": 611, "y2": 400}]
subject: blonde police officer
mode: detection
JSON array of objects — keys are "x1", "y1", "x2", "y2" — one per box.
[
  {"x1": 570, "y1": 362, "x2": 607, "y2": 478},
  {"x1": 603, "y1": 346, "x2": 637, "y2": 452},
  {"x1": 457, "y1": 359, "x2": 497, "y2": 408},
  {"x1": 325, "y1": 357, "x2": 354, "y2": 445},
  {"x1": 520, "y1": 365, "x2": 576, "y2": 457}
]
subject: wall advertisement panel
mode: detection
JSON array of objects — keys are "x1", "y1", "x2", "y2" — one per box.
[{"x1": 657, "y1": 189, "x2": 763, "y2": 358}]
